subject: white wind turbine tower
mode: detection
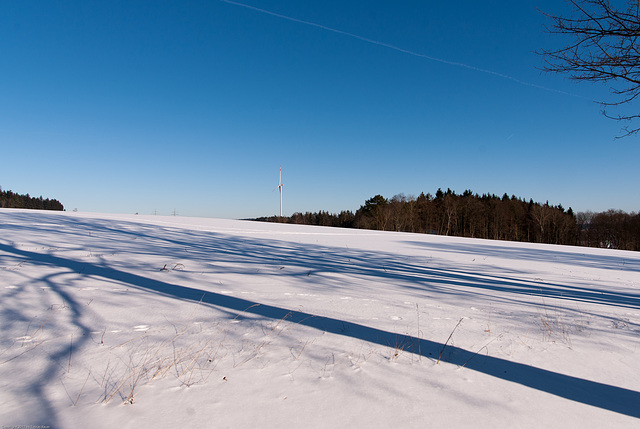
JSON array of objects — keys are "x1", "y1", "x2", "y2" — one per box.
[{"x1": 273, "y1": 166, "x2": 284, "y2": 217}]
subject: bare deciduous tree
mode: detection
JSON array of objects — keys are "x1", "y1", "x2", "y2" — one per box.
[{"x1": 541, "y1": 0, "x2": 640, "y2": 136}]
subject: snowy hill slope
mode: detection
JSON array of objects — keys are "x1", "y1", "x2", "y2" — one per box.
[{"x1": 1, "y1": 209, "x2": 639, "y2": 428}]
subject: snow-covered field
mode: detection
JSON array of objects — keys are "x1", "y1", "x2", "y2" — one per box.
[{"x1": 1, "y1": 208, "x2": 638, "y2": 428}]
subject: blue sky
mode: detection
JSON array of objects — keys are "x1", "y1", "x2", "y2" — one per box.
[{"x1": 2, "y1": 0, "x2": 638, "y2": 218}]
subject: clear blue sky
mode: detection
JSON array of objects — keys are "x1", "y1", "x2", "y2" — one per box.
[{"x1": 2, "y1": 1, "x2": 638, "y2": 218}]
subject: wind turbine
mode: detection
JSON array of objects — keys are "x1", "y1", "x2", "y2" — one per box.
[{"x1": 273, "y1": 166, "x2": 284, "y2": 217}]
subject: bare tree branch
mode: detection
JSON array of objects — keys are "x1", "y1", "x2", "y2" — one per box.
[{"x1": 540, "y1": 0, "x2": 640, "y2": 137}]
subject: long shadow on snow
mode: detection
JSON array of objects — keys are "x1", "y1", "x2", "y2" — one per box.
[
  {"x1": 1, "y1": 241, "x2": 639, "y2": 420},
  {"x1": 0, "y1": 259, "x2": 93, "y2": 428},
  {"x1": 404, "y1": 240, "x2": 640, "y2": 273},
  {"x1": 3, "y1": 211, "x2": 638, "y2": 311}
]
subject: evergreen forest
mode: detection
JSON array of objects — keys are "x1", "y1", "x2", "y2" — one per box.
[
  {"x1": 257, "y1": 189, "x2": 640, "y2": 251},
  {"x1": 0, "y1": 187, "x2": 64, "y2": 211}
]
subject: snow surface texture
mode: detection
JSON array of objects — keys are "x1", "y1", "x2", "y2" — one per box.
[{"x1": 0, "y1": 208, "x2": 639, "y2": 428}]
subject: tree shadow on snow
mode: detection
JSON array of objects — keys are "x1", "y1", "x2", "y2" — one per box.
[
  {"x1": 0, "y1": 229, "x2": 639, "y2": 419},
  {"x1": 3, "y1": 211, "x2": 638, "y2": 311},
  {"x1": 403, "y1": 240, "x2": 640, "y2": 273}
]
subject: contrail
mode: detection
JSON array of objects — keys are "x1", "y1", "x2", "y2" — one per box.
[{"x1": 220, "y1": 0, "x2": 585, "y2": 99}]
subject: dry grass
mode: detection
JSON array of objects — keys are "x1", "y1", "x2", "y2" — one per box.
[{"x1": 536, "y1": 295, "x2": 588, "y2": 347}]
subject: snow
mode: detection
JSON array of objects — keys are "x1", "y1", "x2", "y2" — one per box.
[{"x1": 1, "y1": 208, "x2": 639, "y2": 428}]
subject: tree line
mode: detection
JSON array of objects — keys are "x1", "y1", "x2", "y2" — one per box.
[
  {"x1": 0, "y1": 187, "x2": 64, "y2": 211},
  {"x1": 256, "y1": 189, "x2": 639, "y2": 251}
]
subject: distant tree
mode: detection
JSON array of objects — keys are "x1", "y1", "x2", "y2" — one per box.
[
  {"x1": 541, "y1": 0, "x2": 640, "y2": 136},
  {"x1": 461, "y1": 191, "x2": 483, "y2": 238},
  {"x1": 576, "y1": 211, "x2": 594, "y2": 246},
  {"x1": 389, "y1": 194, "x2": 414, "y2": 232},
  {"x1": 415, "y1": 192, "x2": 433, "y2": 233},
  {"x1": 356, "y1": 195, "x2": 389, "y2": 230},
  {"x1": 0, "y1": 188, "x2": 63, "y2": 211},
  {"x1": 531, "y1": 202, "x2": 554, "y2": 243},
  {"x1": 254, "y1": 189, "x2": 635, "y2": 250},
  {"x1": 337, "y1": 210, "x2": 356, "y2": 228},
  {"x1": 442, "y1": 191, "x2": 459, "y2": 236}
]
